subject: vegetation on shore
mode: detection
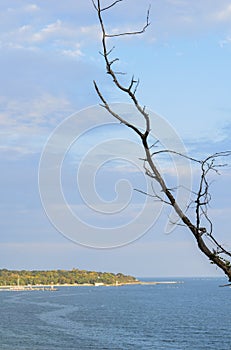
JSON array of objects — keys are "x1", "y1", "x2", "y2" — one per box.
[{"x1": 0, "y1": 268, "x2": 137, "y2": 286}]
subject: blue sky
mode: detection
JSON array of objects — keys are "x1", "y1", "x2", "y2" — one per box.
[{"x1": 1, "y1": 0, "x2": 231, "y2": 277}]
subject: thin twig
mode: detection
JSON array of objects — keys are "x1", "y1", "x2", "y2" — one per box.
[{"x1": 92, "y1": 0, "x2": 231, "y2": 281}]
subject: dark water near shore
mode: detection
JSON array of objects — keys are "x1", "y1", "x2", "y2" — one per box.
[{"x1": 0, "y1": 278, "x2": 231, "y2": 349}]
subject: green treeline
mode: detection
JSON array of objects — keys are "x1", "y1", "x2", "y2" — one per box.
[{"x1": 0, "y1": 268, "x2": 137, "y2": 286}]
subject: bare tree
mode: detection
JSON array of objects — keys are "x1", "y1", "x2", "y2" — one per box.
[{"x1": 92, "y1": 0, "x2": 231, "y2": 282}]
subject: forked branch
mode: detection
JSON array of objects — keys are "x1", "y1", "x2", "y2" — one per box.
[{"x1": 93, "y1": 0, "x2": 231, "y2": 281}]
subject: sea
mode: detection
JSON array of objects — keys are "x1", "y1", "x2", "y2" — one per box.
[{"x1": 0, "y1": 278, "x2": 230, "y2": 350}]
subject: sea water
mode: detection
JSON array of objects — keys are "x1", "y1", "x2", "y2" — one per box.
[{"x1": 0, "y1": 278, "x2": 230, "y2": 350}]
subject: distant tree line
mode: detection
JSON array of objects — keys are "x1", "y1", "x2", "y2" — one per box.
[{"x1": 0, "y1": 268, "x2": 137, "y2": 286}]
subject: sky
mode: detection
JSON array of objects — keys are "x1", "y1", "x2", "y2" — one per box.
[{"x1": 1, "y1": 0, "x2": 231, "y2": 278}]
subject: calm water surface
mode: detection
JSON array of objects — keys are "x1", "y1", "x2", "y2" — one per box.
[{"x1": 0, "y1": 278, "x2": 230, "y2": 349}]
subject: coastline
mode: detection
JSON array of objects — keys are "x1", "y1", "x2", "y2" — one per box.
[{"x1": 0, "y1": 280, "x2": 181, "y2": 291}]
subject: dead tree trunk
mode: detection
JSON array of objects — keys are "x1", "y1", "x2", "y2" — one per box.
[{"x1": 92, "y1": 0, "x2": 231, "y2": 282}]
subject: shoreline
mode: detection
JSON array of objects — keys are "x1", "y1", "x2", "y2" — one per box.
[{"x1": 0, "y1": 280, "x2": 181, "y2": 291}]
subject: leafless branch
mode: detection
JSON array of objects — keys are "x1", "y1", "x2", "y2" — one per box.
[
  {"x1": 134, "y1": 188, "x2": 165, "y2": 203},
  {"x1": 151, "y1": 149, "x2": 201, "y2": 164},
  {"x1": 93, "y1": 80, "x2": 143, "y2": 137},
  {"x1": 149, "y1": 140, "x2": 160, "y2": 149},
  {"x1": 105, "y1": 5, "x2": 151, "y2": 37},
  {"x1": 92, "y1": 0, "x2": 231, "y2": 282},
  {"x1": 101, "y1": 0, "x2": 123, "y2": 12},
  {"x1": 219, "y1": 283, "x2": 231, "y2": 287},
  {"x1": 93, "y1": 0, "x2": 151, "y2": 136}
]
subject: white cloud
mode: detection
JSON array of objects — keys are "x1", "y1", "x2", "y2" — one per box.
[
  {"x1": 220, "y1": 36, "x2": 231, "y2": 47},
  {"x1": 0, "y1": 94, "x2": 74, "y2": 155},
  {"x1": 0, "y1": 93, "x2": 73, "y2": 130},
  {"x1": 31, "y1": 22, "x2": 100, "y2": 46},
  {"x1": 32, "y1": 19, "x2": 63, "y2": 42},
  {"x1": 212, "y1": 3, "x2": 231, "y2": 21},
  {"x1": 23, "y1": 4, "x2": 40, "y2": 12},
  {"x1": 0, "y1": 144, "x2": 36, "y2": 156},
  {"x1": 80, "y1": 25, "x2": 100, "y2": 38},
  {"x1": 0, "y1": 17, "x2": 99, "y2": 57},
  {"x1": 3, "y1": 1, "x2": 231, "y2": 55},
  {"x1": 61, "y1": 43, "x2": 84, "y2": 58},
  {"x1": 19, "y1": 24, "x2": 32, "y2": 33}
]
